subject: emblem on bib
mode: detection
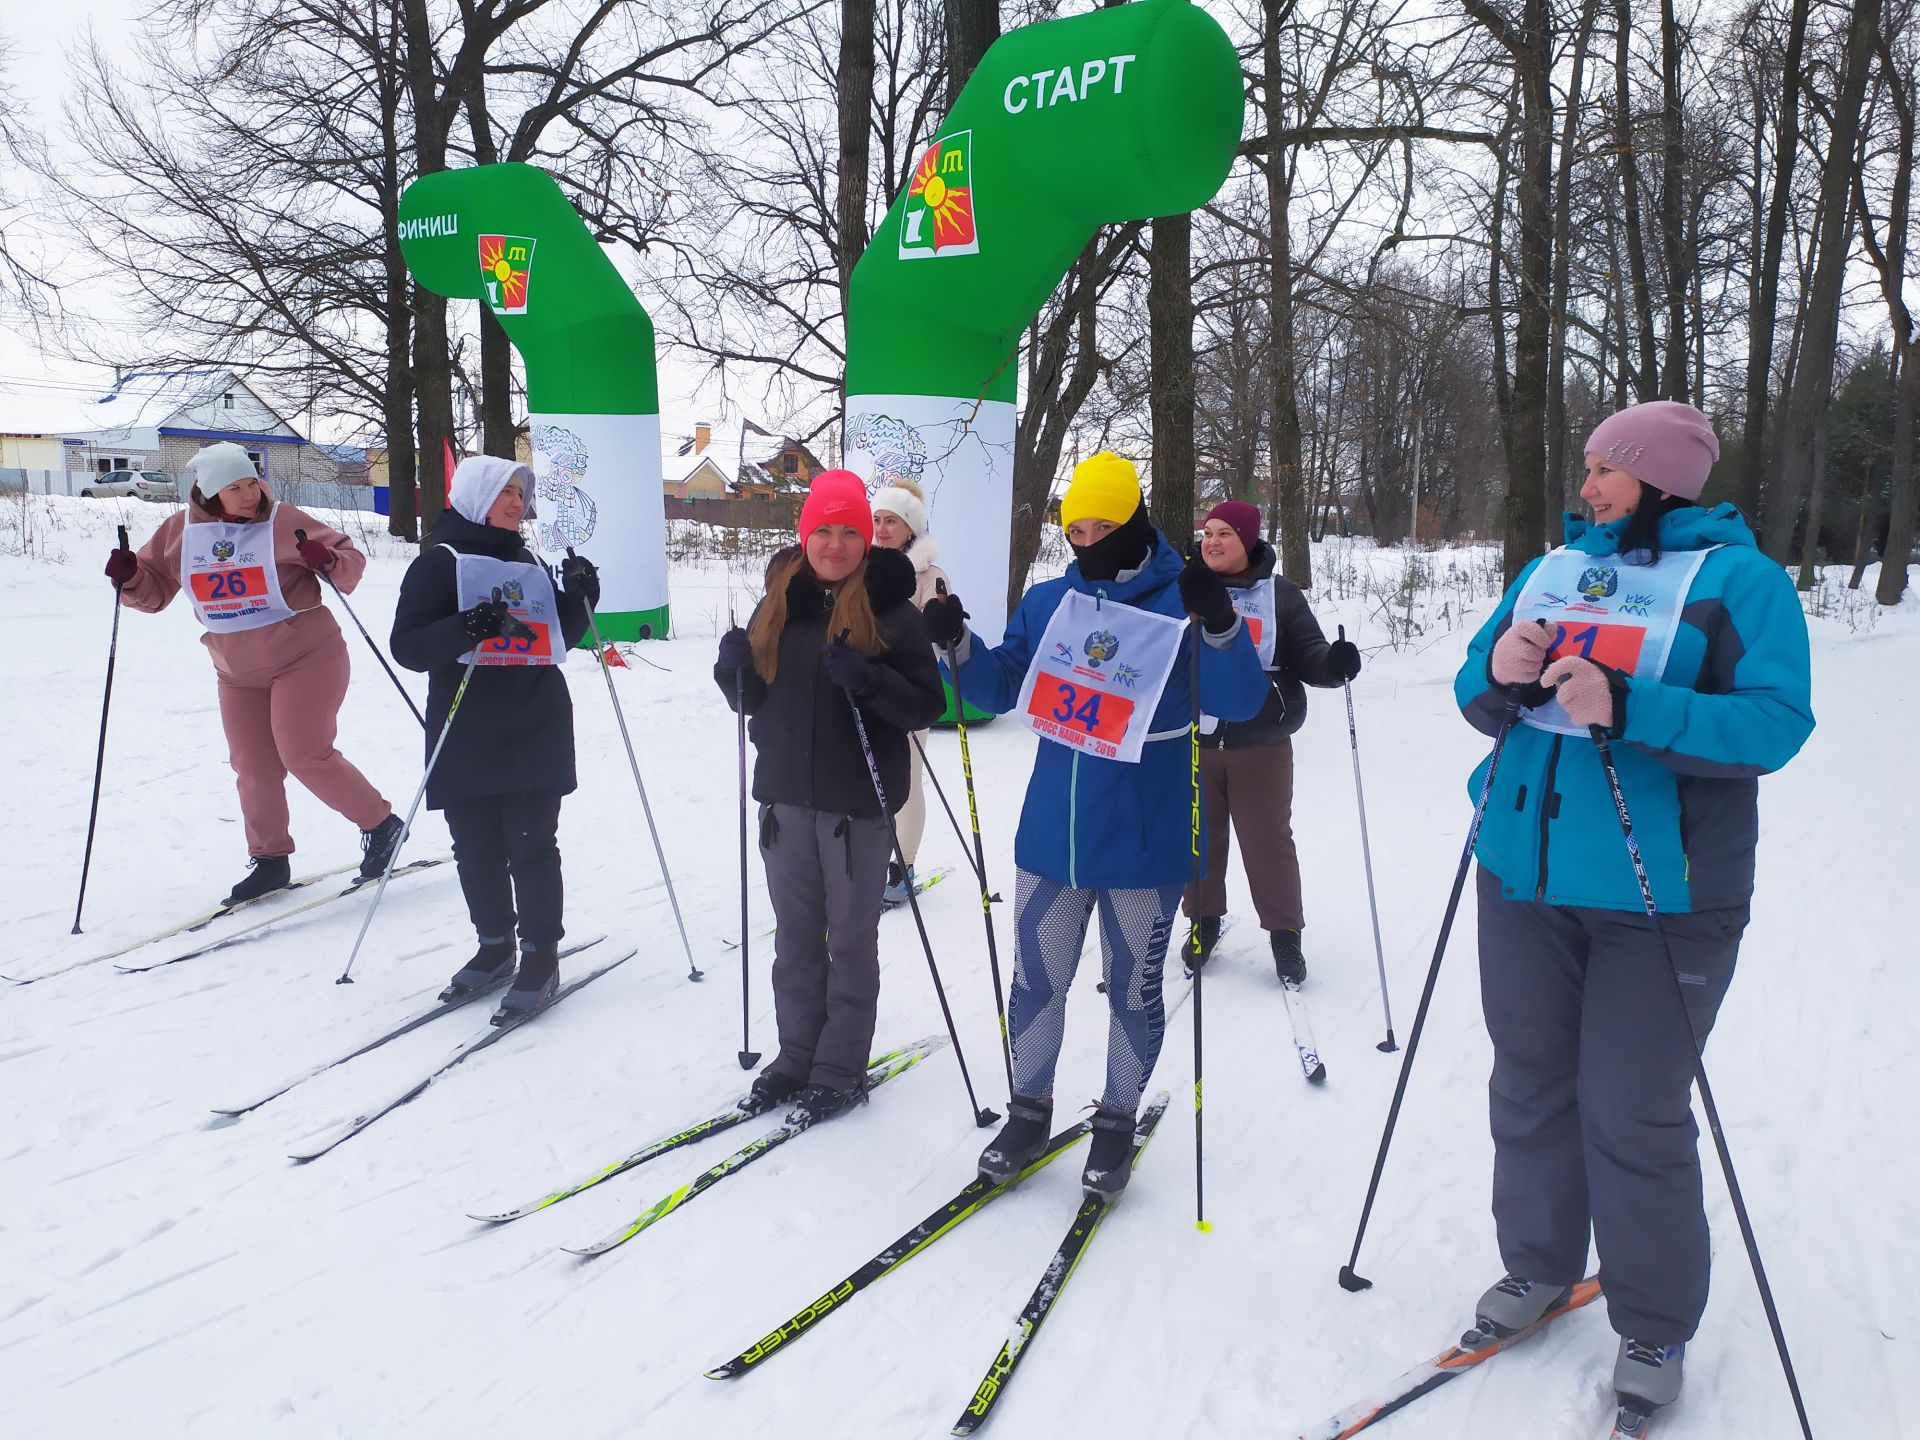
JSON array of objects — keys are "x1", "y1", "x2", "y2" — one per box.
[
  {"x1": 1083, "y1": 629, "x2": 1120, "y2": 667},
  {"x1": 213, "y1": 539, "x2": 236, "y2": 561},
  {"x1": 1577, "y1": 565, "x2": 1619, "y2": 599}
]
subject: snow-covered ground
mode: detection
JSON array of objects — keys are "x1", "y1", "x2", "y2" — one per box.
[{"x1": 3, "y1": 492, "x2": 1914, "y2": 1439}]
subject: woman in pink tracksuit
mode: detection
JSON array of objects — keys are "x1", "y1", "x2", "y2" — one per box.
[{"x1": 103, "y1": 442, "x2": 400, "y2": 906}]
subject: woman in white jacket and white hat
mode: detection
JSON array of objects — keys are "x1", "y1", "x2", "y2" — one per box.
[{"x1": 869, "y1": 478, "x2": 948, "y2": 905}]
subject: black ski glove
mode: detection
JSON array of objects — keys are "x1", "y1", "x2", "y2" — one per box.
[
  {"x1": 559, "y1": 554, "x2": 600, "y2": 608},
  {"x1": 1177, "y1": 554, "x2": 1238, "y2": 635},
  {"x1": 922, "y1": 593, "x2": 968, "y2": 649},
  {"x1": 460, "y1": 599, "x2": 512, "y2": 642},
  {"x1": 822, "y1": 639, "x2": 873, "y2": 692},
  {"x1": 716, "y1": 626, "x2": 753, "y2": 676},
  {"x1": 1327, "y1": 636, "x2": 1362, "y2": 682}
]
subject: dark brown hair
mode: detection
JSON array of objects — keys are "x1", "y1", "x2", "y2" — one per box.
[{"x1": 749, "y1": 550, "x2": 883, "y2": 682}]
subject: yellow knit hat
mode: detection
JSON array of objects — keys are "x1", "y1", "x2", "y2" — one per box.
[{"x1": 1060, "y1": 451, "x2": 1142, "y2": 529}]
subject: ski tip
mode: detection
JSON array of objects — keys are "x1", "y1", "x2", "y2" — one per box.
[
  {"x1": 1337, "y1": 1265, "x2": 1373, "y2": 1293},
  {"x1": 1307, "y1": 1064, "x2": 1328, "y2": 1084}
]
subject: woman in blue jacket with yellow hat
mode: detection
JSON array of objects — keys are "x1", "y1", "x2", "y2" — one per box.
[
  {"x1": 1452, "y1": 401, "x2": 1813, "y2": 1423},
  {"x1": 923, "y1": 451, "x2": 1267, "y2": 1199}
]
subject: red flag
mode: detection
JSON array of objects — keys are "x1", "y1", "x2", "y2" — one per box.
[
  {"x1": 602, "y1": 642, "x2": 628, "y2": 669},
  {"x1": 443, "y1": 437, "x2": 456, "y2": 502}
]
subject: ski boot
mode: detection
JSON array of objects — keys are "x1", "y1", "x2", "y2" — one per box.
[
  {"x1": 222, "y1": 855, "x2": 291, "y2": 908},
  {"x1": 882, "y1": 861, "x2": 917, "y2": 908},
  {"x1": 741, "y1": 1068, "x2": 805, "y2": 1115},
  {"x1": 1613, "y1": 1337, "x2": 1684, "y2": 1434},
  {"x1": 491, "y1": 940, "x2": 560, "y2": 1025},
  {"x1": 977, "y1": 1095, "x2": 1054, "y2": 1184},
  {"x1": 440, "y1": 936, "x2": 516, "y2": 1003},
  {"x1": 358, "y1": 813, "x2": 405, "y2": 880},
  {"x1": 1183, "y1": 916, "x2": 1223, "y2": 970},
  {"x1": 786, "y1": 1082, "x2": 865, "y2": 1126},
  {"x1": 1271, "y1": 928, "x2": 1307, "y2": 986},
  {"x1": 1464, "y1": 1273, "x2": 1578, "y2": 1346},
  {"x1": 1082, "y1": 1104, "x2": 1139, "y2": 1201}
]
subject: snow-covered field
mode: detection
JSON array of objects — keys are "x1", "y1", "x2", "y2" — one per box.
[{"x1": 3, "y1": 492, "x2": 1913, "y2": 1439}]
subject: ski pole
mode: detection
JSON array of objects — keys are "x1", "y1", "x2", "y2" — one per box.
[
  {"x1": 295, "y1": 527, "x2": 424, "y2": 728},
  {"x1": 567, "y1": 548, "x2": 702, "y2": 983},
  {"x1": 1339, "y1": 624, "x2": 1396, "y2": 1053},
  {"x1": 1186, "y1": 618, "x2": 1210, "y2": 1233},
  {"x1": 733, "y1": 622, "x2": 760, "y2": 1069},
  {"x1": 907, "y1": 732, "x2": 987, "y2": 889},
  {"x1": 1339, "y1": 691, "x2": 1524, "y2": 1292},
  {"x1": 929, "y1": 578, "x2": 1014, "y2": 1098},
  {"x1": 336, "y1": 600, "x2": 518, "y2": 985},
  {"x1": 73, "y1": 523, "x2": 128, "y2": 935},
  {"x1": 835, "y1": 629, "x2": 998, "y2": 1129},
  {"x1": 1589, "y1": 725, "x2": 1815, "y2": 1440}
]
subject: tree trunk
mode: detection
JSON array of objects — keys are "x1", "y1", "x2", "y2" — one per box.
[
  {"x1": 1546, "y1": 0, "x2": 1602, "y2": 507},
  {"x1": 837, "y1": 0, "x2": 876, "y2": 317},
  {"x1": 402, "y1": 0, "x2": 452, "y2": 547},
  {"x1": 467, "y1": 82, "x2": 514, "y2": 457},
  {"x1": 1263, "y1": 1, "x2": 1310, "y2": 585},
  {"x1": 1656, "y1": 0, "x2": 1690, "y2": 401},
  {"x1": 1732, "y1": 0, "x2": 1809, "y2": 523},
  {"x1": 377, "y1": 4, "x2": 417, "y2": 541},
  {"x1": 1615, "y1": 0, "x2": 1658, "y2": 401},
  {"x1": 1763, "y1": 0, "x2": 1883, "y2": 562},
  {"x1": 1879, "y1": 347, "x2": 1917, "y2": 605},
  {"x1": 943, "y1": 0, "x2": 1000, "y2": 111},
  {"x1": 1148, "y1": 212, "x2": 1196, "y2": 546}
]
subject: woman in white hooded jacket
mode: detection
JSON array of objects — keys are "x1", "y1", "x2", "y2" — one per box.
[{"x1": 870, "y1": 478, "x2": 948, "y2": 904}]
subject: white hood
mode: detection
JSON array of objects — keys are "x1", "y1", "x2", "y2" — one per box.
[{"x1": 449, "y1": 454, "x2": 536, "y2": 527}]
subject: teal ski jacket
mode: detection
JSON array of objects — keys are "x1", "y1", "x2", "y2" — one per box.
[{"x1": 1455, "y1": 505, "x2": 1814, "y2": 913}]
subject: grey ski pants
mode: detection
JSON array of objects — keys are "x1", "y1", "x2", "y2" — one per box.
[
  {"x1": 760, "y1": 803, "x2": 892, "y2": 1092},
  {"x1": 1476, "y1": 865, "x2": 1747, "y2": 1344}
]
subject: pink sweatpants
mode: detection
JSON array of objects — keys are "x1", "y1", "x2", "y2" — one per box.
[{"x1": 215, "y1": 633, "x2": 392, "y2": 857}]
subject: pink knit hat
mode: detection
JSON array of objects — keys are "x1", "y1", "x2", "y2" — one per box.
[
  {"x1": 1585, "y1": 401, "x2": 1720, "y2": 501},
  {"x1": 798, "y1": 469, "x2": 875, "y2": 547}
]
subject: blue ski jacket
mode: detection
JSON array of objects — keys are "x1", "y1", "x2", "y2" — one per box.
[
  {"x1": 948, "y1": 531, "x2": 1269, "y2": 890},
  {"x1": 1455, "y1": 504, "x2": 1814, "y2": 913}
]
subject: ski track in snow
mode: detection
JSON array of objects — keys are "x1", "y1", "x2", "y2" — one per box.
[{"x1": 2, "y1": 496, "x2": 1914, "y2": 1438}]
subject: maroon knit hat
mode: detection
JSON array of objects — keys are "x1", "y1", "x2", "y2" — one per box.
[
  {"x1": 1585, "y1": 401, "x2": 1720, "y2": 501},
  {"x1": 1204, "y1": 501, "x2": 1262, "y2": 557}
]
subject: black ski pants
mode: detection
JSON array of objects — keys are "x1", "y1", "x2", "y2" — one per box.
[
  {"x1": 1476, "y1": 865, "x2": 1746, "y2": 1345},
  {"x1": 759, "y1": 803, "x2": 891, "y2": 1093},
  {"x1": 444, "y1": 789, "x2": 566, "y2": 947}
]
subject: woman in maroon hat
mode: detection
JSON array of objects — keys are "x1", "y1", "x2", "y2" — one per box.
[{"x1": 1181, "y1": 501, "x2": 1360, "y2": 980}]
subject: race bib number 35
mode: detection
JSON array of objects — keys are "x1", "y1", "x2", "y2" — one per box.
[
  {"x1": 1024, "y1": 677, "x2": 1135, "y2": 750},
  {"x1": 189, "y1": 567, "x2": 269, "y2": 605},
  {"x1": 1545, "y1": 620, "x2": 1645, "y2": 672},
  {"x1": 480, "y1": 621, "x2": 552, "y2": 664}
]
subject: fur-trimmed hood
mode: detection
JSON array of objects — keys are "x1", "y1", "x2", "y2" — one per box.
[
  {"x1": 905, "y1": 535, "x2": 940, "y2": 573},
  {"x1": 776, "y1": 543, "x2": 920, "y2": 618}
]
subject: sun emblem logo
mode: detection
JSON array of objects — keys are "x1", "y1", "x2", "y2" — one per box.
[
  {"x1": 1577, "y1": 566, "x2": 1620, "y2": 599},
  {"x1": 1083, "y1": 629, "x2": 1120, "y2": 667},
  {"x1": 213, "y1": 539, "x2": 236, "y2": 561},
  {"x1": 478, "y1": 234, "x2": 535, "y2": 315},
  {"x1": 899, "y1": 131, "x2": 979, "y2": 259}
]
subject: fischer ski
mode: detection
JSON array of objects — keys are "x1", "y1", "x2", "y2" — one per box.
[
  {"x1": 1282, "y1": 976, "x2": 1327, "y2": 1084},
  {"x1": 705, "y1": 1121, "x2": 1094, "y2": 1380},
  {"x1": 117, "y1": 857, "x2": 452, "y2": 974},
  {"x1": 287, "y1": 947, "x2": 634, "y2": 1162},
  {"x1": 1296, "y1": 1277, "x2": 1603, "y2": 1439},
  {"x1": 6, "y1": 862, "x2": 366, "y2": 984},
  {"x1": 950, "y1": 1092, "x2": 1172, "y2": 1437},
  {"x1": 564, "y1": 1036, "x2": 946, "y2": 1257},
  {"x1": 213, "y1": 936, "x2": 607, "y2": 1118}
]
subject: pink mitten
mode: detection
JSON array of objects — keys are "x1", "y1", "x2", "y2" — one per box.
[
  {"x1": 1490, "y1": 619, "x2": 1555, "y2": 686},
  {"x1": 1543, "y1": 656, "x2": 1618, "y2": 730}
]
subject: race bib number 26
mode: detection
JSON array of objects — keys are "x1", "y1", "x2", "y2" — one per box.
[{"x1": 189, "y1": 567, "x2": 268, "y2": 604}]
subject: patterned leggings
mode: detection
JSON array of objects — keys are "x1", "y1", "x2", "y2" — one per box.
[{"x1": 1007, "y1": 868, "x2": 1182, "y2": 1113}]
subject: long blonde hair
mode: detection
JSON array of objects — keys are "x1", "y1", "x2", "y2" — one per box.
[{"x1": 749, "y1": 550, "x2": 884, "y2": 682}]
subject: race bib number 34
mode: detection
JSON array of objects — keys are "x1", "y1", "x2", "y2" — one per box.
[{"x1": 1025, "y1": 676, "x2": 1136, "y2": 751}]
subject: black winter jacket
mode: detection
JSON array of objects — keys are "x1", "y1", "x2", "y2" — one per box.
[
  {"x1": 390, "y1": 509, "x2": 593, "y2": 808},
  {"x1": 715, "y1": 546, "x2": 946, "y2": 818},
  {"x1": 1208, "y1": 542, "x2": 1346, "y2": 748}
]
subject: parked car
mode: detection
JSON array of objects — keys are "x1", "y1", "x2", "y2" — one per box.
[{"x1": 80, "y1": 469, "x2": 179, "y2": 502}]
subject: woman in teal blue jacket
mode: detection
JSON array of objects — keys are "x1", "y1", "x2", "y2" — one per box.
[
  {"x1": 922, "y1": 452, "x2": 1267, "y2": 1199},
  {"x1": 1452, "y1": 401, "x2": 1813, "y2": 1422}
]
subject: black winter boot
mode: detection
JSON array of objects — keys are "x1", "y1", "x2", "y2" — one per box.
[
  {"x1": 977, "y1": 1095, "x2": 1054, "y2": 1184},
  {"x1": 741, "y1": 1068, "x2": 805, "y2": 1115},
  {"x1": 785, "y1": 1082, "x2": 865, "y2": 1126},
  {"x1": 358, "y1": 813, "x2": 405, "y2": 880},
  {"x1": 1271, "y1": 928, "x2": 1307, "y2": 985},
  {"x1": 1184, "y1": 916, "x2": 1223, "y2": 969},
  {"x1": 492, "y1": 940, "x2": 560, "y2": 1024},
  {"x1": 440, "y1": 936, "x2": 517, "y2": 1003},
  {"x1": 1082, "y1": 1104, "x2": 1140, "y2": 1200},
  {"x1": 222, "y1": 855, "x2": 291, "y2": 908}
]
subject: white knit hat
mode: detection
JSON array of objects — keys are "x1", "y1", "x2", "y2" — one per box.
[
  {"x1": 185, "y1": 441, "x2": 259, "y2": 498},
  {"x1": 870, "y1": 483, "x2": 928, "y2": 541}
]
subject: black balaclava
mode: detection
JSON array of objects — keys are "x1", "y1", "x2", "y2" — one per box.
[{"x1": 1070, "y1": 506, "x2": 1155, "y2": 583}]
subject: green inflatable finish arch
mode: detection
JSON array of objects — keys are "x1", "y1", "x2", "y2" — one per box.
[
  {"x1": 845, "y1": 0, "x2": 1243, "y2": 647},
  {"x1": 397, "y1": 164, "x2": 669, "y2": 640}
]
